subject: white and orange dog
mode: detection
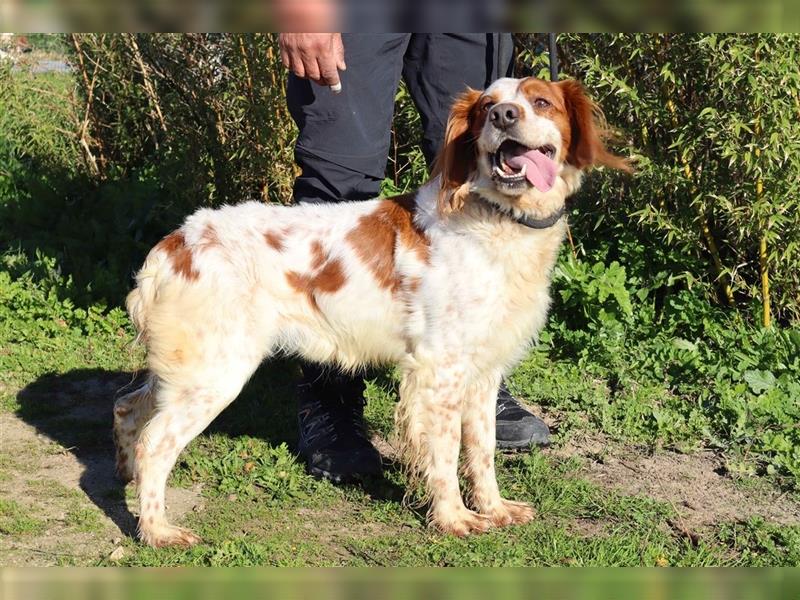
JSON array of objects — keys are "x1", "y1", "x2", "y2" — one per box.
[{"x1": 114, "y1": 77, "x2": 630, "y2": 547}]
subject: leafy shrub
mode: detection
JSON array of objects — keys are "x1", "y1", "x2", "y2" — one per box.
[
  {"x1": 525, "y1": 240, "x2": 800, "y2": 484},
  {"x1": 518, "y1": 33, "x2": 800, "y2": 326},
  {"x1": 68, "y1": 34, "x2": 296, "y2": 208}
]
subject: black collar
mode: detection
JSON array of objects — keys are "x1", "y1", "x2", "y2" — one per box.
[{"x1": 479, "y1": 198, "x2": 566, "y2": 230}]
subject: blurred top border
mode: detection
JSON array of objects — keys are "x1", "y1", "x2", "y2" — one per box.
[{"x1": 0, "y1": 0, "x2": 795, "y2": 33}]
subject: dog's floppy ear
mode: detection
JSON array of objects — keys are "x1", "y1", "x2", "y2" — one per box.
[
  {"x1": 431, "y1": 88, "x2": 482, "y2": 214},
  {"x1": 558, "y1": 80, "x2": 632, "y2": 173}
]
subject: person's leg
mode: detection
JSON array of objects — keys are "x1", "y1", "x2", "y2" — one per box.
[
  {"x1": 403, "y1": 33, "x2": 550, "y2": 448},
  {"x1": 287, "y1": 33, "x2": 410, "y2": 203},
  {"x1": 295, "y1": 363, "x2": 380, "y2": 482},
  {"x1": 287, "y1": 34, "x2": 411, "y2": 481},
  {"x1": 401, "y1": 33, "x2": 514, "y2": 166}
]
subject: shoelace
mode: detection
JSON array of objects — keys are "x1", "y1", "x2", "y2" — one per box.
[{"x1": 496, "y1": 388, "x2": 525, "y2": 417}]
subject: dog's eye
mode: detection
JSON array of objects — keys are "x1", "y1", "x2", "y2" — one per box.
[
  {"x1": 533, "y1": 98, "x2": 551, "y2": 109},
  {"x1": 481, "y1": 100, "x2": 495, "y2": 112}
]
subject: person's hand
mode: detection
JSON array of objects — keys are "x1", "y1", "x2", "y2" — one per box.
[{"x1": 279, "y1": 34, "x2": 346, "y2": 89}]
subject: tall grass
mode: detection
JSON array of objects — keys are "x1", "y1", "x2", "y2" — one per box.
[{"x1": 68, "y1": 34, "x2": 296, "y2": 206}]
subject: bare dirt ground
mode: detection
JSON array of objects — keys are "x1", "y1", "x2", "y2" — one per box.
[
  {"x1": 553, "y1": 427, "x2": 800, "y2": 530},
  {"x1": 0, "y1": 375, "x2": 203, "y2": 566}
]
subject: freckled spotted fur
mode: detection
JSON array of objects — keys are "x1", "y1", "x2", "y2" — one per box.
[{"x1": 115, "y1": 77, "x2": 630, "y2": 547}]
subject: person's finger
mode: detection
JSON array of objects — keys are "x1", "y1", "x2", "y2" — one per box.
[
  {"x1": 334, "y1": 34, "x2": 346, "y2": 71},
  {"x1": 279, "y1": 35, "x2": 302, "y2": 76},
  {"x1": 280, "y1": 49, "x2": 292, "y2": 71},
  {"x1": 278, "y1": 34, "x2": 290, "y2": 69},
  {"x1": 280, "y1": 43, "x2": 306, "y2": 78},
  {"x1": 301, "y1": 52, "x2": 321, "y2": 83},
  {"x1": 316, "y1": 54, "x2": 340, "y2": 87},
  {"x1": 290, "y1": 53, "x2": 306, "y2": 79}
]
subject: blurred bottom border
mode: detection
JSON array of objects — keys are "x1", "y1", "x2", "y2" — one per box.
[{"x1": 1, "y1": 567, "x2": 796, "y2": 600}]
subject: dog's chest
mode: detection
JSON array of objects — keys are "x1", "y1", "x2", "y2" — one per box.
[{"x1": 422, "y1": 223, "x2": 565, "y2": 361}]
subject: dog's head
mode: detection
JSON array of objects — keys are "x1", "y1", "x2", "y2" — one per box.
[{"x1": 432, "y1": 77, "x2": 632, "y2": 214}]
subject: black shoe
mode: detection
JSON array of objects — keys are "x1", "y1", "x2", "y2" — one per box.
[
  {"x1": 296, "y1": 364, "x2": 382, "y2": 483},
  {"x1": 495, "y1": 382, "x2": 550, "y2": 449}
]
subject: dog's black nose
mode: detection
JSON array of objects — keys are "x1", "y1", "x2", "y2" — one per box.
[{"x1": 489, "y1": 103, "x2": 520, "y2": 130}]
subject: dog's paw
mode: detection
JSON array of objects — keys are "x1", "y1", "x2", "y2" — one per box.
[
  {"x1": 432, "y1": 508, "x2": 494, "y2": 537},
  {"x1": 484, "y1": 499, "x2": 536, "y2": 527},
  {"x1": 139, "y1": 523, "x2": 202, "y2": 548}
]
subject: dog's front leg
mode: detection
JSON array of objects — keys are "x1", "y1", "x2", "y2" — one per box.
[
  {"x1": 462, "y1": 380, "x2": 535, "y2": 527},
  {"x1": 397, "y1": 364, "x2": 492, "y2": 536}
]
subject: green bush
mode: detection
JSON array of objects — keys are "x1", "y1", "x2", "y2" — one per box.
[
  {"x1": 3, "y1": 35, "x2": 299, "y2": 305},
  {"x1": 62, "y1": 34, "x2": 800, "y2": 325},
  {"x1": 68, "y1": 33, "x2": 296, "y2": 208},
  {"x1": 518, "y1": 33, "x2": 800, "y2": 325},
  {"x1": 529, "y1": 242, "x2": 800, "y2": 483},
  {"x1": 0, "y1": 66, "x2": 160, "y2": 305}
]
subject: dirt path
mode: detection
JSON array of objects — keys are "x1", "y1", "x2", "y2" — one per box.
[
  {"x1": 0, "y1": 376, "x2": 202, "y2": 566},
  {"x1": 553, "y1": 428, "x2": 800, "y2": 530}
]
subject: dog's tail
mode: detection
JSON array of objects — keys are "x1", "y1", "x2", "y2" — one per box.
[{"x1": 126, "y1": 240, "x2": 174, "y2": 343}]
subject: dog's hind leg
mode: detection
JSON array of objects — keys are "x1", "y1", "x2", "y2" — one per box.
[
  {"x1": 113, "y1": 375, "x2": 157, "y2": 483},
  {"x1": 133, "y1": 350, "x2": 265, "y2": 548}
]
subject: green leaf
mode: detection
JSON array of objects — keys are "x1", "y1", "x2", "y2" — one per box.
[{"x1": 743, "y1": 370, "x2": 777, "y2": 394}]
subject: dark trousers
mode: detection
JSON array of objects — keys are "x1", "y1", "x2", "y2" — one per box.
[
  {"x1": 287, "y1": 33, "x2": 514, "y2": 205},
  {"x1": 288, "y1": 33, "x2": 514, "y2": 391}
]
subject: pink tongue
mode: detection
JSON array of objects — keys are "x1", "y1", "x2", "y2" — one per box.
[{"x1": 507, "y1": 150, "x2": 557, "y2": 192}]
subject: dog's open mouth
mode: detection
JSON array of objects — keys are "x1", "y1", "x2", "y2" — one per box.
[{"x1": 490, "y1": 140, "x2": 557, "y2": 192}]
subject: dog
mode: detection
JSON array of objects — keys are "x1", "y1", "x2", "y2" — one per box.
[{"x1": 113, "y1": 76, "x2": 630, "y2": 547}]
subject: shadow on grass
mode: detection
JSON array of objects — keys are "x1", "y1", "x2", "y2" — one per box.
[
  {"x1": 14, "y1": 359, "x2": 407, "y2": 540},
  {"x1": 12, "y1": 359, "x2": 299, "y2": 538},
  {"x1": 15, "y1": 368, "x2": 145, "y2": 537}
]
